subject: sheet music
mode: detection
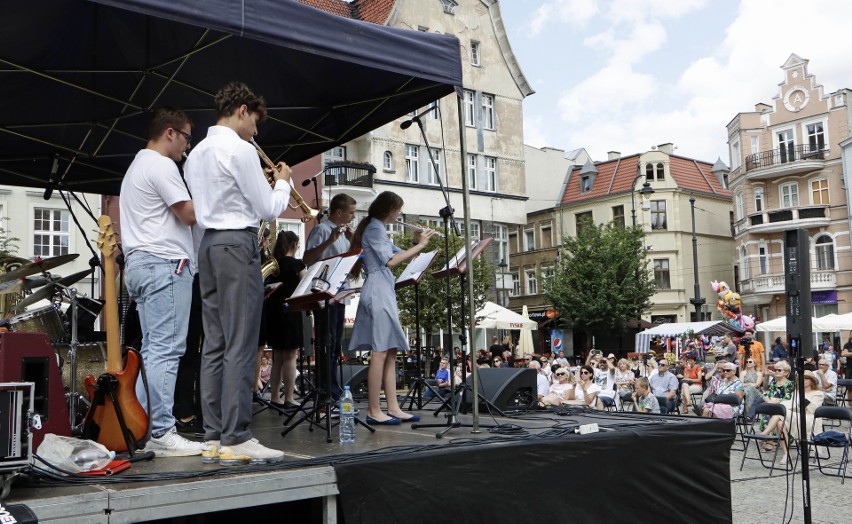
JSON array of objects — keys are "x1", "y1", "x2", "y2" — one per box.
[
  {"x1": 291, "y1": 253, "x2": 361, "y2": 299},
  {"x1": 396, "y1": 249, "x2": 440, "y2": 284},
  {"x1": 439, "y1": 241, "x2": 475, "y2": 271}
]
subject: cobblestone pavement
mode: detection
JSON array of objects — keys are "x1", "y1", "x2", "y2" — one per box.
[{"x1": 730, "y1": 436, "x2": 850, "y2": 524}]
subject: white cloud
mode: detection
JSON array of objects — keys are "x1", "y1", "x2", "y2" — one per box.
[
  {"x1": 557, "y1": 64, "x2": 657, "y2": 123},
  {"x1": 526, "y1": 0, "x2": 599, "y2": 37}
]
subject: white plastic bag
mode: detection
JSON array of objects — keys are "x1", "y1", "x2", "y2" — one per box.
[{"x1": 37, "y1": 434, "x2": 115, "y2": 473}]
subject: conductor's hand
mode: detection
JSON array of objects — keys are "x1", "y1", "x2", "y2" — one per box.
[
  {"x1": 265, "y1": 161, "x2": 292, "y2": 184},
  {"x1": 413, "y1": 228, "x2": 435, "y2": 246}
]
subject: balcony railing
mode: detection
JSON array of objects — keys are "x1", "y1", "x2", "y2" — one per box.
[
  {"x1": 745, "y1": 144, "x2": 827, "y2": 171},
  {"x1": 748, "y1": 205, "x2": 827, "y2": 228},
  {"x1": 742, "y1": 270, "x2": 836, "y2": 294},
  {"x1": 323, "y1": 160, "x2": 376, "y2": 188}
]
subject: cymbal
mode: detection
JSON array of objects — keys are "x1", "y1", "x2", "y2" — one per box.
[
  {"x1": 0, "y1": 276, "x2": 49, "y2": 295},
  {"x1": 13, "y1": 269, "x2": 93, "y2": 311},
  {"x1": 0, "y1": 254, "x2": 80, "y2": 283}
]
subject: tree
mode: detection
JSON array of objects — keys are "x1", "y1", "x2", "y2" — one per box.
[
  {"x1": 392, "y1": 227, "x2": 492, "y2": 372},
  {"x1": 544, "y1": 221, "x2": 654, "y2": 348},
  {"x1": 0, "y1": 217, "x2": 20, "y2": 258}
]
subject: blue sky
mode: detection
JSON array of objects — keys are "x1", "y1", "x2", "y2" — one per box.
[{"x1": 499, "y1": 0, "x2": 852, "y2": 164}]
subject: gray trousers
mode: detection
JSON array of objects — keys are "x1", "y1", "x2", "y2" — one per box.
[{"x1": 198, "y1": 229, "x2": 262, "y2": 446}]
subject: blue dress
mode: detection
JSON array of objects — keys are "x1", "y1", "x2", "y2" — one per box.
[{"x1": 349, "y1": 218, "x2": 408, "y2": 354}]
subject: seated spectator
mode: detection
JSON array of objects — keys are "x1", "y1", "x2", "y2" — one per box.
[
  {"x1": 614, "y1": 358, "x2": 635, "y2": 409},
  {"x1": 632, "y1": 377, "x2": 660, "y2": 414},
  {"x1": 649, "y1": 361, "x2": 679, "y2": 413},
  {"x1": 594, "y1": 356, "x2": 616, "y2": 410},
  {"x1": 815, "y1": 358, "x2": 838, "y2": 405},
  {"x1": 425, "y1": 357, "x2": 452, "y2": 399},
  {"x1": 702, "y1": 362, "x2": 744, "y2": 419},
  {"x1": 529, "y1": 360, "x2": 549, "y2": 402},
  {"x1": 502, "y1": 350, "x2": 514, "y2": 367},
  {"x1": 556, "y1": 351, "x2": 569, "y2": 367},
  {"x1": 758, "y1": 370, "x2": 824, "y2": 463},
  {"x1": 565, "y1": 365, "x2": 600, "y2": 407},
  {"x1": 770, "y1": 337, "x2": 788, "y2": 363},
  {"x1": 540, "y1": 367, "x2": 574, "y2": 406},
  {"x1": 697, "y1": 360, "x2": 727, "y2": 413},
  {"x1": 679, "y1": 354, "x2": 704, "y2": 413},
  {"x1": 739, "y1": 357, "x2": 764, "y2": 414},
  {"x1": 748, "y1": 360, "x2": 794, "y2": 419},
  {"x1": 492, "y1": 356, "x2": 504, "y2": 368}
]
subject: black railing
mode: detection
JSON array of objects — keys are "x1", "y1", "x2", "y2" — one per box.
[
  {"x1": 750, "y1": 215, "x2": 764, "y2": 226},
  {"x1": 323, "y1": 160, "x2": 376, "y2": 188},
  {"x1": 745, "y1": 144, "x2": 826, "y2": 171},
  {"x1": 799, "y1": 207, "x2": 826, "y2": 219},
  {"x1": 768, "y1": 209, "x2": 793, "y2": 223}
]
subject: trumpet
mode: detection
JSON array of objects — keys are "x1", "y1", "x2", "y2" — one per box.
[
  {"x1": 396, "y1": 218, "x2": 444, "y2": 238},
  {"x1": 249, "y1": 138, "x2": 319, "y2": 224}
]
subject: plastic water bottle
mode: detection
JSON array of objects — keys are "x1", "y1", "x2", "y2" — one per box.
[
  {"x1": 339, "y1": 386, "x2": 356, "y2": 444},
  {"x1": 72, "y1": 447, "x2": 115, "y2": 471}
]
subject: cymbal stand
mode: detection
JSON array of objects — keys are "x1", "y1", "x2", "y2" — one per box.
[{"x1": 62, "y1": 286, "x2": 91, "y2": 434}]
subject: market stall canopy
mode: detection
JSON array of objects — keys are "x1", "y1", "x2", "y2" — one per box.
[
  {"x1": 755, "y1": 317, "x2": 787, "y2": 333},
  {"x1": 634, "y1": 321, "x2": 742, "y2": 353},
  {"x1": 0, "y1": 0, "x2": 462, "y2": 195},
  {"x1": 475, "y1": 301, "x2": 538, "y2": 330},
  {"x1": 812, "y1": 312, "x2": 852, "y2": 332}
]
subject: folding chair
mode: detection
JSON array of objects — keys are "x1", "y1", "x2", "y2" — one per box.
[
  {"x1": 710, "y1": 394, "x2": 746, "y2": 450},
  {"x1": 618, "y1": 390, "x2": 634, "y2": 412},
  {"x1": 836, "y1": 378, "x2": 851, "y2": 408},
  {"x1": 740, "y1": 402, "x2": 790, "y2": 475},
  {"x1": 808, "y1": 406, "x2": 852, "y2": 484}
]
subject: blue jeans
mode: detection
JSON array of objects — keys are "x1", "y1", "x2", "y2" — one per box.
[{"x1": 126, "y1": 251, "x2": 193, "y2": 438}]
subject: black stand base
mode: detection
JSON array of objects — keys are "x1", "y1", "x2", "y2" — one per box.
[
  {"x1": 280, "y1": 384, "x2": 374, "y2": 442},
  {"x1": 400, "y1": 376, "x2": 444, "y2": 410},
  {"x1": 412, "y1": 383, "x2": 500, "y2": 438}
]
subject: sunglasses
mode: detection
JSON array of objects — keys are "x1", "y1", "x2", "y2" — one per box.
[
  {"x1": 556, "y1": 372, "x2": 568, "y2": 377},
  {"x1": 580, "y1": 370, "x2": 592, "y2": 375},
  {"x1": 746, "y1": 360, "x2": 754, "y2": 364}
]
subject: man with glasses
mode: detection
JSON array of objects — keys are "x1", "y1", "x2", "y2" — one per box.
[
  {"x1": 528, "y1": 360, "x2": 549, "y2": 403},
  {"x1": 120, "y1": 107, "x2": 205, "y2": 457},
  {"x1": 815, "y1": 358, "x2": 838, "y2": 406},
  {"x1": 649, "y1": 361, "x2": 679, "y2": 414}
]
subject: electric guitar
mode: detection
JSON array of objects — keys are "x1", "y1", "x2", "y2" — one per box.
[{"x1": 83, "y1": 215, "x2": 149, "y2": 452}]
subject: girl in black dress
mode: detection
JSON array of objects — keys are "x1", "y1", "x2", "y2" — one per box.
[{"x1": 266, "y1": 231, "x2": 306, "y2": 409}]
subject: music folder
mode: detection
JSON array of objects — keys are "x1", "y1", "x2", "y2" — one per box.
[
  {"x1": 286, "y1": 250, "x2": 362, "y2": 310},
  {"x1": 431, "y1": 237, "x2": 493, "y2": 280},
  {"x1": 395, "y1": 249, "x2": 441, "y2": 290}
]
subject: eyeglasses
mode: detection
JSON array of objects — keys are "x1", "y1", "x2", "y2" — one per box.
[
  {"x1": 580, "y1": 370, "x2": 592, "y2": 375},
  {"x1": 174, "y1": 128, "x2": 193, "y2": 142},
  {"x1": 818, "y1": 364, "x2": 829, "y2": 367}
]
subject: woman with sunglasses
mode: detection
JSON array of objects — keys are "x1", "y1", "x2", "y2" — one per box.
[
  {"x1": 739, "y1": 357, "x2": 764, "y2": 414},
  {"x1": 540, "y1": 367, "x2": 574, "y2": 406},
  {"x1": 565, "y1": 365, "x2": 600, "y2": 406},
  {"x1": 748, "y1": 360, "x2": 794, "y2": 419}
]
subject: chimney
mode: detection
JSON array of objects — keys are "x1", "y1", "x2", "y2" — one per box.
[
  {"x1": 657, "y1": 143, "x2": 674, "y2": 154},
  {"x1": 607, "y1": 151, "x2": 621, "y2": 160},
  {"x1": 755, "y1": 103, "x2": 771, "y2": 113}
]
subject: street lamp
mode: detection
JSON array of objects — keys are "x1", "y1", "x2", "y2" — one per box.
[
  {"x1": 689, "y1": 195, "x2": 706, "y2": 320},
  {"x1": 630, "y1": 167, "x2": 656, "y2": 227},
  {"x1": 497, "y1": 258, "x2": 508, "y2": 307}
]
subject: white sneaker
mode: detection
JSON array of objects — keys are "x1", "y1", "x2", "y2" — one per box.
[
  {"x1": 202, "y1": 440, "x2": 220, "y2": 464},
  {"x1": 144, "y1": 427, "x2": 206, "y2": 457},
  {"x1": 219, "y1": 438, "x2": 285, "y2": 466}
]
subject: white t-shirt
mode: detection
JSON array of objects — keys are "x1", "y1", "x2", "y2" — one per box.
[
  {"x1": 120, "y1": 149, "x2": 193, "y2": 261},
  {"x1": 573, "y1": 383, "x2": 601, "y2": 404},
  {"x1": 536, "y1": 373, "x2": 549, "y2": 398}
]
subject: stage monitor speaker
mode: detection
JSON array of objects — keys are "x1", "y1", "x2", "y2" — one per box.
[
  {"x1": 341, "y1": 364, "x2": 369, "y2": 397},
  {"x1": 0, "y1": 332, "x2": 70, "y2": 449},
  {"x1": 464, "y1": 367, "x2": 536, "y2": 412}
]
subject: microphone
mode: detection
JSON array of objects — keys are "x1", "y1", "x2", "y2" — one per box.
[
  {"x1": 400, "y1": 106, "x2": 435, "y2": 130},
  {"x1": 302, "y1": 170, "x2": 324, "y2": 187},
  {"x1": 43, "y1": 157, "x2": 59, "y2": 200}
]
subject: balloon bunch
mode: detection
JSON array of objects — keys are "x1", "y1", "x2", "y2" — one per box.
[{"x1": 710, "y1": 280, "x2": 754, "y2": 331}]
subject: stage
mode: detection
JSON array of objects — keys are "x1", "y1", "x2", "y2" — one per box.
[{"x1": 5, "y1": 403, "x2": 735, "y2": 523}]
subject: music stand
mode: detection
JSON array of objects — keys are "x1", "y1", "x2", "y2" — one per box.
[
  {"x1": 396, "y1": 249, "x2": 443, "y2": 409},
  {"x1": 280, "y1": 252, "x2": 374, "y2": 443},
  {"x1": 413, "y1": 238, "x2": 499, "y2": 437}
]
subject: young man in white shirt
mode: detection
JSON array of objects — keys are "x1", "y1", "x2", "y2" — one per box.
[
  {"x1": 120, "y1": 107, "x2": 205, "y2": 457},
  {"x1": 185, "y1": 82, "x2": 291, "y2": 465}
]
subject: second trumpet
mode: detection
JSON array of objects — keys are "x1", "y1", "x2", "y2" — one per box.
[{"x1": 396, "y1": 218, "x2": 444, "y2": 238}]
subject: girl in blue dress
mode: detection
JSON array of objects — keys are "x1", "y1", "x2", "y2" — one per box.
[{"x1": 349, "y1": 192, "x2": 434, "y2": 425}]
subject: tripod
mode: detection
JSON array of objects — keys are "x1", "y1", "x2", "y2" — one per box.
[
  {"x1": 281, "y1": 298, "x2": 374, "y2": 442},
  {"x1": 400, "y1": 283, "x2": 443, "y2": 410}
]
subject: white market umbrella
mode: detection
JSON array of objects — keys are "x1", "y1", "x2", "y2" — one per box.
[
  {"x1": 812, "y1": 312, "x2": 852, "y2": 332},
  {"x1": 517, "y1": 305, "x2": 536, "y2": 358},
  {"x1": 475, "y1": 301, "x2": 538, "y2": 330},
  {"x1": 755, "y1": 316, "x2": 787, "y2": 332}
]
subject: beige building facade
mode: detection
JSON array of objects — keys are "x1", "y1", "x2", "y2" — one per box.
[{"x1": 727, "y1": 54, "x2": 852, "y2": 328}]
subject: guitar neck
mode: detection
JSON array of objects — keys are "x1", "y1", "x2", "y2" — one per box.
[{"x1": 97, "y1": 215, "x2": 122, "y2": 372}]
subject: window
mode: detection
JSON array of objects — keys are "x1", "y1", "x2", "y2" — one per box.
[
  {"x1": 653, "y1": 259, "x2": 670, "y2": 290},
  {"x1": 807, "y1": 122, "x2": 825, "y2": 152},
  {"x1": 33, "y1": 208, "x2": 69, "y2": 257},
  {"x1": 740, "y1": 245, "x2": 749, "y2": 280},
  {"x1": 405, "y1": 144, "x2": 419, "y2": 182},
  {"x1": 758, "y1": 243, "x2": 768, "y2": 275},
  {"x1": 382, "y1": 151, "x2": 393, "y2": 171},
  {"x1": 650, "y1": 201, "x2": 667, "y2": 230},
  {"x1": 730, "y1": 140, "x2": 740, "y2": 169},
  {"x1": 470, "y1": 41, "x2": 480, "y2": 66},
  {"x1": 811, "y1": 178, "x2": 829, "y2": 205},
  {"x1": 276, "y1": 221, "x2": 305, "y2": 258},
  {"x1": 426, "y1": 100, "x2": 439, "y2": 120},
  {"x1": 484, "y1": 156, "x2": 497, "y2": 192},
  {"x1": 525, "y1": 269, "x2": 538, "y2": 295},
  {"x1": 780, "y1": 183, "x2": 799, "y2": 208},
  {"x1": 425, "y1": 147, "x2": 441, "y2": 185},
  {"x1": 815, "y1": 235, "x2": 835, "y2": 270},
  {"x1": 541, "y1": 266, "x2": 554, "y2": 287},
  {"x1": 467, "y1": 154, "x2": 477, "y2": 190},
  {"x1": 751, "y1": 136, "x2": 759, "y2": 156},
  {"x1": 735, "y1": 193, "x2": 744, "y2": 220},
  {"x1": 778, "y1": 129, "x2": 795, "y2": 163},
  {"x1": 385, "y1": 219, "x2": 404, "y2": 238},
  {"x1": 481, "y1": 93, "x2": 495, "y2": 130},
  {"x1": 508, "y1": 230, "x2": 517, "y2": 256},
  {"x1": 463, "y1": 90, "x2": 475, "y2": 127},
  {"x1": 656, "y1": 163, "x2": 665, "y2": 181},
  {"x1": 510, "y1": 272, "x2": 519, "y2": 296},
  {"x1": 754, "y1": 187, "x2": 763, "y2": 212},
  {"x1": 494, "y1": 224, "x2": 508, "y2": 263},
  {"x1": 645, "y1": 163, "x2": 654, "y2": 182},
  {"x1": 460, "y1": 221, "x2": 480, "y2": 242},
  {"x1": 612, "y1": 205, "x2": 625, "y2": 228},
  {"x1": 524, "y1": 229, "x2": 535, "y2": 251},
  {"x1": 540, "y1": 222, "x2": 553, "y2": 249},
  {"x1": 575, "y1": 211, "x2": 592, "y2": 234},
  {"x1": 323, "y1": 146, "x2": 345, "y2": 165},
  {"x1": 441, "y1": 0, "x2": 458, "y2": 14},
  {"x1": 581, "y1": 175, "x2": 591, "y2": 193}
]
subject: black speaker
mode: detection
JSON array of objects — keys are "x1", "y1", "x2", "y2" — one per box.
[
  {"x1": 784, "y1": 229, "x2": 812, "y2": 351},
  {"x1": 464, "y1": 368, "x2": 536, "y2": 412},
  {"x1": 340, "y1": 364, "x2": 369, "y2": 397}
]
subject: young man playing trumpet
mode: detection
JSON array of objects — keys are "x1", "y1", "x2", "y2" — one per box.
[
  {"x1": 184, "y1": 82, "x2": 291, "y2": 465},
  {"x1": 303, "y1": 193, "x2": 357, "y2": 402}
]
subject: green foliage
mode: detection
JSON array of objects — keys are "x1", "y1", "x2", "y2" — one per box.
[
  {"x1": 392, "y1": 227, "x2": 492, "y2": 344},
  {"x1": 0, "y1": 218, "x2": 20, "y2": 258},
  {"x1": 543, "y1": 221, "x2": 654, "y2": 341}
]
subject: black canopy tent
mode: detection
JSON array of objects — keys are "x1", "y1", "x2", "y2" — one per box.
[{"x1": 0, "y1": 0, "x2": 463, "y2": 195}]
